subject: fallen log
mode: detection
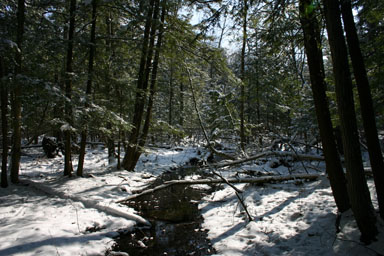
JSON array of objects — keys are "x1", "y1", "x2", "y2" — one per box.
[
  {"x1": 116, "y1": 173, "x2": 319, "y2": 203},
  {"x1": 211, "y1": 151, "x2": 325, "y2": 168},
  {"x1": 24, "y1": 179, "x2": 151, "y2": 226}
]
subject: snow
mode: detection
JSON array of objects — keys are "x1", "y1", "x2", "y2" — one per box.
[{"x1": 1, "y1": 145, "x2": 383, "y2": 256}]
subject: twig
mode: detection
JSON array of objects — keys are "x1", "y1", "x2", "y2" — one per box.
[{"x1": 274, "y1": 133, "x2": 310, "y2": 174}]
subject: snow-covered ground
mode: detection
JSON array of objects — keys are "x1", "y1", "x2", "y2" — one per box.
[{"x1": 0, "y1": 145, "x2": 383, "y2": 256}]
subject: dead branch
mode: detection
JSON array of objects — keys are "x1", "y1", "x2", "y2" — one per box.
[
  {"x1": 185, "y1": 65, "x2": 236, "y2": 161},
  {"x1": 274, "y1": 133, "x2": 310, "y2": 174},
  {"x1": 116, "y1": 173, "x2": 319, "y2": 203}
]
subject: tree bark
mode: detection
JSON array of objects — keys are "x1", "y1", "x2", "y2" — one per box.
[
  {"x1": 10, "y1": 0, "x2": 25, "y2": 184},
  {"x1": 168, "y1": 64, "x2": 174, "y2": 126},
  {"x1": 105, "y1": 11, "x2": 116, "y2": 165},
  {"x1": 77, "y1": 0, "x2": 98, "y2": 177},
  {"x1": 131, "y1": 0, "x2": 167, "y2": 168},
  {"x1": 240, "y1": 0, "x2": 248, "y2": 151},
  {"x1": 340, "y1": 0, "x2": 384, "y2": 219},
  {"x1": 179, "y1": 82, "x2": 184, "y2": 126},
  {"x1": 0, "y1": 57, "x2": 8, "y2": 188},
  {"x1": 63, "y1": 0, "x2": 76, "y2": 177},
  {"x1": 299, "y1": 0, "x2": 350, "y2": 213},
  {"x1": 122, "y1": 0, "x2": 158, "y2": 171},
  {"x1": 322, "y1": 0, "x2": 377, "y2": 242}
]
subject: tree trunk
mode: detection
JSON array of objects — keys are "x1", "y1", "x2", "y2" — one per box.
[
  {"x1": 10, "y1": 0, "x2": 25, "y2": 184},
  {"x1": 77, "y1": 0, "x2": 97, "y2": 177},
  {"x1": 340, "y1": 0, "x2": 384, "y2": 219},
  {"x1": 63, "y1": 0, "x2": 76, "y2": 177},
  {"x1": 239, "y1": 0, "x2": 248, "y2": 151},
  {"x1": 299, "y1": 0, "x2": 350, "y2": 213},
  {"x1": 105, "y1": 11, "x2": 116, "y2": 165},
  {"x1": 122, "y1": 0, "x2": 158, "y2": 171},
  {"x1": 131, "y1": 0, "x2": 167, "y2": 167},
  {"x1": 0, "y1": 57, "x2": 8, "y2": 188},
  {"x1": 322, "y1": 0, "x2": 377, "y2": 242},
  {"x1": 168, "y1": 65, "x2": 174, "y2": 126},
  {"x1": 179, "y1": 82, "x2": 184, "y2": 126}
]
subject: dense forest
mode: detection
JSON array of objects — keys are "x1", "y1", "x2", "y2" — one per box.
[{"x1": 1, "y1": 0, "x2": 384, "y2": 254}]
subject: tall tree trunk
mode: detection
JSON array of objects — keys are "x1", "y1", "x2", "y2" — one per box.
[
  {"x1": 168, "y1": 65, "x2": 174, "y2": 126},
  {"x1": 106, "y1": 11, "x2": 116, "y2": 164},
  {"x1": 122, "y1": 0, "x2": 159, "y2": 171},
  {"x1": 77, "y1": 0, "x2": 97, "y2": 177},
  {"x1": 63, "y1": 0, "x2": 76, "y2": 177},
  {"x1": 299, "y1": 0, "x2": 350, "y2": 213},
  {"x1": 179, "y1": 82, "x2": 184, "y2": 126},
  {"x1": 1, "y1": 57, "x2": 8, "y2": 188},
  {"x1": 340, "y1": 0, "x2": 384, "y2": 219},
  {"x1": 131, "y1": 0, "x2": 166, "y2": 167},
  {"x1": 240, "y1": 0, "x2": 248, "y2": 151},
  {"x1": 10, "y1": 0, "x2": 25, "y2": 184},
  {"x1": 322, "y1": 0, "x2": 377, "y2": 242}
]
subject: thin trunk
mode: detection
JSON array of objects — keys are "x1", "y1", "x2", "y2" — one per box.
[
  {"x1": 218, "y1": 13, "x2": 227, "y2": 49},
  {"x1": 299, "y1": 0, "x2": 350, "y2": 212},
  {"x1": 106, "y1": 11, "x2": 116, "y2": 164},
  {"x1": 254, "y1": 34, "x2": 262, "y2": 145},
  {"x1": 240, "y1": 0, "x2": 248, "y2": 151},
  {"x1": 10, "y1": 0, "x2": 25, "y2": 184},
  {"x1": 1, "y1": 57, "x2": 8, "y2": 188},
  {"x1": 64, "y1": 0, "x2": 76, "y2": 176},
  {"x1": 323, "y1": 0, "x2": 377, "y2": 242},
  {"x1": 341, "y1": 0, "x2": 384, "y2": 219},
  {"x1": 168, "y1": 65, "x2": 173, "y2": 126},
  {"x1": 77, "y1": 0, "x2": 97, "y2": 177},
  {"x1": 117, "y1": 86, "x2": 123, "y2": 170},
  {"x1": 179, "y1": 83, "x2": 184, "y2": 126},
  {"x1": 122, "y1": 0, "x2": 158, "y2": 171},
  {"x1": 117, "y1": 130, "x2": 121, "y2": 170},
  {"x1": 186, "y1": 66, "x2": 236, "y2": 161}
]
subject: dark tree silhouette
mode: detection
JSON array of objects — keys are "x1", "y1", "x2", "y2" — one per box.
[
  {"x1": 322, "y1": 0, "x2": 377, "y2": 242},
  {"x1": 340, "y1": 0, "x2": 384, "y2": 219},
  {"x1": 299, "y1": 0, "x2": 350, "y2": 213},
  {"x1": 10, "y1": 0, "x2": 25, "y2": 184}
]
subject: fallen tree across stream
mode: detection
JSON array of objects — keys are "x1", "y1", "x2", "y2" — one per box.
[
  {"x1": 116, "y1": 173, "x2": 320, "y2": 203},
  {"x1": 210, "y1": 151, "x2": 325, "y2": 169}
]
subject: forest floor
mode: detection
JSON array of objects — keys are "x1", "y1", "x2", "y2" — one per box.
[{"x1": 0, "y1": 144, "x2": 383, "y2": 256}]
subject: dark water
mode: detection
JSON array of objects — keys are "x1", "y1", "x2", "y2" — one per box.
[{"x1": 108, "y1": 167, "x2": 217, "y2": 256}]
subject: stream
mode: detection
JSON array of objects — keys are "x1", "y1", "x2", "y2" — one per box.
[{"x1": 108, "y1": 167, "x2": 218, "y2": 256}]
